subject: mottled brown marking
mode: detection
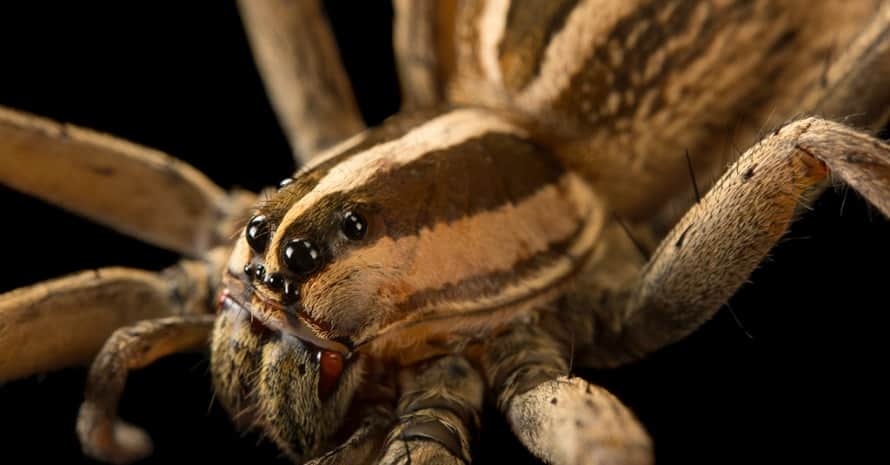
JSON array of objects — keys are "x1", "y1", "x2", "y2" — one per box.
[
  {"x1": 258, "y1": 110, "x2": 442, "y2": 222},
  {"x1": 498, "y1": 0, "x2": 580, "y2": 91},
  {"x1": 396, "y1": 219, "x2": 587, "y2": 315}
]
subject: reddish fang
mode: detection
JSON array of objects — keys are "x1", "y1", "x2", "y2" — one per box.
[
  {"x1": 215, "y1": 289, "x2": 230, "y2": 314},
  {"x1": 317, "y1": 350, "x2": 343, "y2": 400}
]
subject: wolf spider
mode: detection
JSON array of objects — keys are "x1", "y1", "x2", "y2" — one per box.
[{"x1": 1, "y1": 2, "x2": 888, "y2": 464}]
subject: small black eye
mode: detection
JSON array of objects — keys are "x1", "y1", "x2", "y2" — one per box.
[
  {"x1": 246, "y1": 215, "x2": 271, "y2": 253},
  {"x1": 282, "y1": 239, "x2": 321, "y2": 274},
  {"x1": 253, "y1": 264, "x2": 266, "y2": 281},
  {"x1": 278, "y1": 177, "x2": 295, "y2": 189},
  {"x1": 263, "y1": 272, "x2": 285, "y2": 291},
  {"x1": 341, "y1": 211, "x2": 367, "y2": 241},
  {"x1": 282, "y1": 280, "x2": 300, "y2": 304}
]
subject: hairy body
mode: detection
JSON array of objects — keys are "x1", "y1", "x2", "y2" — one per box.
[{"x1": 1, "y1": 2, "x2": 888, "y2": 464}]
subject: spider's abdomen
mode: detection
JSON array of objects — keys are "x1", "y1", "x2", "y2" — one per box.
[{"x1": 441, "y1": 0, "x2": 875, "y2": 217}]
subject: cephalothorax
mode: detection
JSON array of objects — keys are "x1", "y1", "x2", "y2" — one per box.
[{"x1": 2, "y1": 1, "x2": 890, "y2": 465}]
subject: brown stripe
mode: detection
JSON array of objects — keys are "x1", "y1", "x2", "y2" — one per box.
[
  {"x1": 297, "y1": 172, "x2": 596, "y2": 343},
  {"x1": 395, "y1": 217, "x2": 588, "y2": 315},
  {"x1": 353, "y1": 200, "x2": 601, "y2": 349},
  {"x1": 258, "y1": 109, "x2": 444, "y2": 221},
  {"x1": 498, "y1": 0, "x2": 580, "y2": 91},
  {"x1": 278, "y1": 131, "x2": 565, "y2": 247}
]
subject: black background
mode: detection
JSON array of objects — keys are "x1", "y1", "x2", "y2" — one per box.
[{"x1": 0, "y1": 2, "x2": 888, "y2": 465}]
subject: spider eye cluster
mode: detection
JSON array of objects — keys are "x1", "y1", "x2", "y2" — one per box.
[
  {"x1": 244, "y1": 214, "x2": 304, "y2": 304},
  {"x1": 242, "y1": 209, "x2": 369, "y2": 305}
]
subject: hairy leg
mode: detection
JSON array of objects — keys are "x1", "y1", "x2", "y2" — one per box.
[
  {"x1": 77, "y1": 314, "x2": 216, "y2": 464},
  {"x1": 652, "y1": 2, "x2": 890, "y2": 230},
  {"x1": 305, "y1": 404, "x2": 393, "y2": 465},
  {"x1": 478, "y1": 323, "x2": 652, "y2": 465},
  {"x1": 378, "y1": 355, "x2": 484, "y2": 465},
  {"x1": 0, "y1": 106, "x2": 254, "y2": 257},
  {"x1": 0, "y1": 253, "x2": 223, "y2": 381},
  {"x1": 237, "y1": 0, "x2": 365, "y2": 163},
  {"x1": 567, "y1": 4, "x2": 890, "y2": 365},
  {"x1": 599, "y1": 118, "x2": 890, "y2": 362}
]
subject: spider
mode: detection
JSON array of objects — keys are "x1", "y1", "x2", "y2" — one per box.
[{"x1": 1, "y1": 2, "x2": 889, "y2": 465}]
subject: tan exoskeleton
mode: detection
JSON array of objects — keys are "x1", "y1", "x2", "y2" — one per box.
[{"x1": 2, "y1": 1, "x2": 890, "y2": 464}]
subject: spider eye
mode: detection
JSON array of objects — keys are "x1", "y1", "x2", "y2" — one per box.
[
  {"x1": 278, "y1": 177, "x2": 294, "y2": 189},
  {"x1": 282, "y1": 239, "x2": 321, "y2": 274},
  {"x1": 246, "y1": 215, "x2": 271, "y2": 253},
  {"x1": 253, "y1": 264, "x2": 266, "y2": 281},
  {"x1": 282, "y1": 280, "x2": 300, "y2": 304},
  {"x1": 341, "y1": 211, "x2": 367, "y2": 241},
  {"x1": 263, "y1": 271, "x2": 285, "y2": 291}
]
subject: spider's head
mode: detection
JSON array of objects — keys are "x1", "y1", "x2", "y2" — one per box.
[
  {"x1": 212, "y1": 108, "x2": 601, "y2": 452},
  {"x1": 224, "y1": 107, "x2": 601, "y2": 352}
]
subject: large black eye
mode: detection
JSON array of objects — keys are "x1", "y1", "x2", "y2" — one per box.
[
  {"x1": 341, "y1": 211, "x2": 367, "y2": 241},
  {"x1": 282, "y1": 239, "x2": 321, "y2": 274},
  {"x1": 246, "y1": 215, "x2": 271, "y2": 253}
]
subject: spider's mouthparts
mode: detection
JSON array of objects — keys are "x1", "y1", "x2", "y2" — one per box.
[{"x1": 219, "y1": 272, "x2": 352, "y2": 356}]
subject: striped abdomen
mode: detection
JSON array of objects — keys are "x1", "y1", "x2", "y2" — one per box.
[
  {"x1": 440, "y1": 0, "x2": 873, "y2": 217},
  {"x1": 224, "y1": 108, "x2": 604, "y2": 362}
]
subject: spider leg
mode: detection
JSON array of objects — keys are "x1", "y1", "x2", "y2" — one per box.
[
  {"x1": 377, "y1": 355, "x2": 483, "y2": 465},
  {"x1": 0, "y1": 252, "x2": 224, "y2": 382},
  {"x1": 393, "y1": 0, "x2": 444, "y2": 110},
  {"x1": 77, "y1": 314, "x2": 216, "y2": 465},
  {"x1": 478, "y1": 323, "x2": 652, "y2": 465},
  {"x1": 0, "y1": 106, "x2": 255, "y2": 258},
  {"x1": 304, "y1": 404, "x2": 393, "y2": 465},
  {"x1": 237, "y1": 0, "x2": 365, "y2": 164},
  {"x1": 598, "y1": 118, "x2": 890, "y2": 362}
]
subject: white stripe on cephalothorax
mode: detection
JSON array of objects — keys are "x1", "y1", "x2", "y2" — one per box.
[
  {"x1": 297, "y1": 130, "x2": 368, "y2": 174},
  {"x1": 269, "y1": 108, "x2": 527, "y2": 263},
  {"x1": 516, "y1": 0, "x2": 637, "y2": 111},
  {"x1": 403, "y1": 171, "x2": 602, "y2": 313},
  {"x1": 301, "y1": 172, "x2": 603, "y2": 341},
  {"x1": 357, "y1": 172, "x2": 604, "y2": 345},
  {"x1": 478, "y1": 0, "x2": 511, "y2": 86}
]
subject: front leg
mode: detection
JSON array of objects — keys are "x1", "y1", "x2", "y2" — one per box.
[
  {"x1": 378, "y1": 355, "x2": 484, "y2": 465},
  {"x1": 77, "y1": 315, "x2": 216, "y2": 464},
  {"x1": 602, "y1": 118, "x2": 890, "y2": 361},
  {"x1": 478, "y1": 323, "x2": 652, "y2": 465},
  {"x1": 0, "y1": 254, "x2": 223, "y2": 382},
  {"x1": 0, "y1": 106, "x2": 255, "y2": 258}
]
